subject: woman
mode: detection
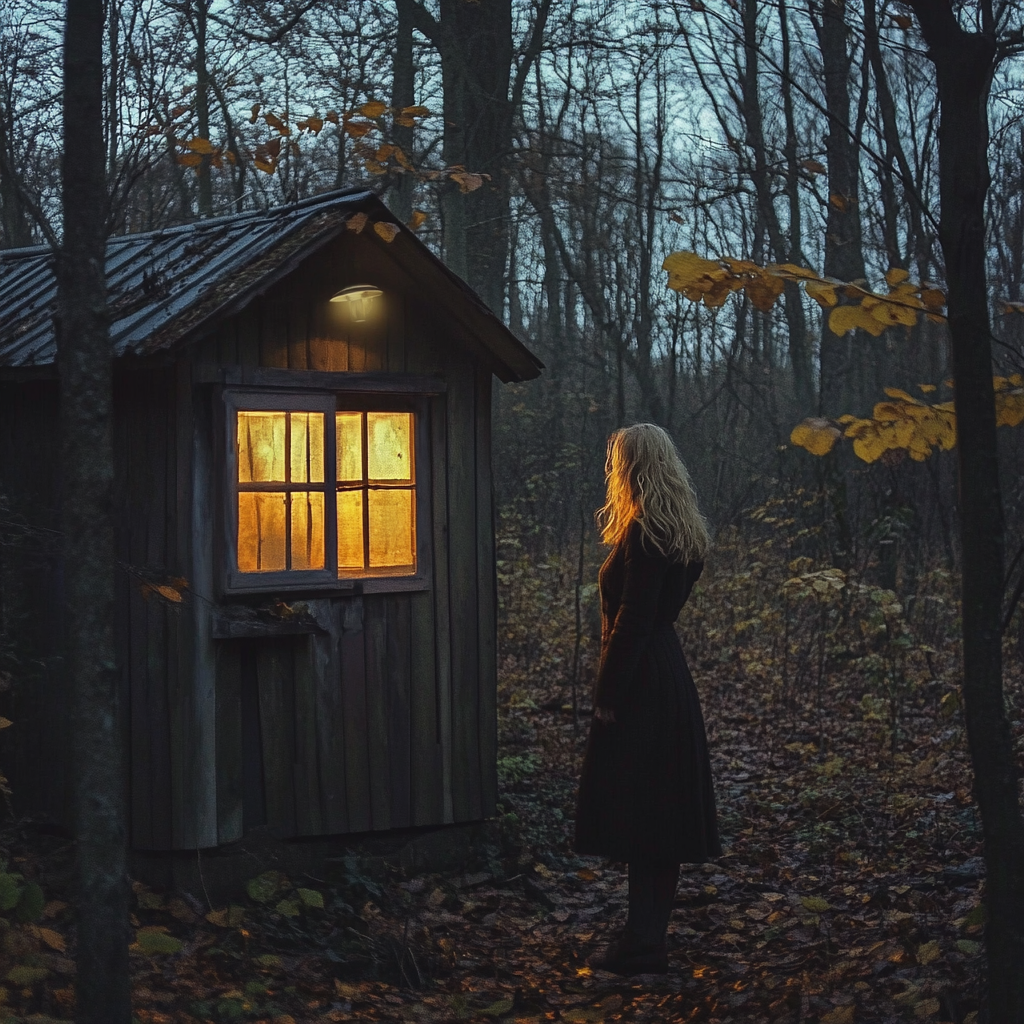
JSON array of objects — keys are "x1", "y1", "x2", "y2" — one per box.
[{"x1": 575, "y1": 423, "x2": 721, "y2": 976}]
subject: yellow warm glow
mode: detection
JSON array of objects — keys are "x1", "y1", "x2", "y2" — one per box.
[
  {"x1": 336, "y1": 412, "x2": 363, "y2": 481},
  {"x1": 238, "y1": 412, "x2": 286, "y2": 482},
  {"x1": 291, "y1": 491, "x2": 325, "y2": 570},
  {"x1": 367, "y1": 412, "x2": 413, "y2": 481},
  {"x1": 236, "y1": 407, "x2": 416, "y2": 577},
  {"x1": 289, "y1": 412, "x2": 325, "y2": 483},
  {"x1": 337, "y1": 490, "x2": 365, "y2": 569},
  {"x1": 369, "y1": 488, "x2": 415, "y2": 567},
  {"x1": 238, "y1": 491, "x2": 287, "y2": 572}
]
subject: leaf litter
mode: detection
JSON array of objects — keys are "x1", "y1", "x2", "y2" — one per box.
[{"x1": 0, "y1": 522, "x2": 1015, "y2": 1022}]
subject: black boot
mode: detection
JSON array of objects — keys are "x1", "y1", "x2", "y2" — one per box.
[{"x1": 589, "y1": 927, "x2": 669, "y2": 975}]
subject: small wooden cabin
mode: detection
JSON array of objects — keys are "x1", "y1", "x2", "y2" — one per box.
[{"x1": 0, "y1": 189, "x2": 542, "y2": 851}]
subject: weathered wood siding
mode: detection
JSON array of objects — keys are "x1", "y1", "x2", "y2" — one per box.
[
  {"x1": 0, "y1": 228, "x2": 501, "y2": 850},
  {"x1": 183, "y1": 229, "x2": 497, "y2": 846},
  {"x1": 0, "y1": 381, "x2": 67, "y2": 826}
]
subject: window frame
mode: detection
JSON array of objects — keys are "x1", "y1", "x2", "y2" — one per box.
[{"x1": 221, "y1": 387, "x2": 431, "y2": 596}]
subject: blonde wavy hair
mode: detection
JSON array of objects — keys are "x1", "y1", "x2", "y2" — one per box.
[{"x1": 597, "y1": 423, "x2": 711, "y2": 562}]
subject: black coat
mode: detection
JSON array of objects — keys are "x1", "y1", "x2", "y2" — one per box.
[{"x1": 574, "y1": 521, "x2": 722, "y2": 864}]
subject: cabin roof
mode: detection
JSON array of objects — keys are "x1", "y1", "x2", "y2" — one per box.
[{"x1": 0, "y1": 189, "x2": 542, "y2": 382}]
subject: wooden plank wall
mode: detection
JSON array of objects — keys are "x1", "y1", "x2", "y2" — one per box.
[
  {"x1": 116, "y1": 368, "x2": 177, "y2": 849},
  {"x1": 0, "y1": 382, "x2": 68, "y2": 827},
  {"x1": 191, "y1": 229, "x2": 499, "y2": 844},
  {"x1": 0, "y1": 231, "x2": 505, "y2": 851}
]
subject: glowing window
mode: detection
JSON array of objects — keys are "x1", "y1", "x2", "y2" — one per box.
[
  {"x1": 236, "y1": 411, "x2": 327, "y2": 573},
  {"x1": 232, "y1": 400, "x2": 417, "y2": 583},
  {"x1": 336, "y1": 411, "x2": 416, "y2": 575}
]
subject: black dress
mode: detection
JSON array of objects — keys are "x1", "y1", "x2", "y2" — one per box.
[{"x1": 574, "y1": 521, "x2": 721, "y2": 864}]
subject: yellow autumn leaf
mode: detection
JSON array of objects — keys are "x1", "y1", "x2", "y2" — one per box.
[
  {"x1": 805, "y1": 278, "x2": 839, "y2": 308},
  {"x1": 264, "y1": 112, "x2": 290, "y2": 135},
  {"x1": 401, "y1": 104, "x2": 431, "y2": 117},
  {"x1": 790, "y1": 418, "x2": 841, "y2": 456},
  {"x1": 828, "y1": 304, "x2": 887, "y2": 337},
  {"x1": 186, "y1": 137, "x2": 214, "y2": 154},
  {"x1": 373, "y1": 221, "x2": 400, "y2": 242},
  {"x1": 360, "y1": 99, "x2": 388, "y2": 118},
  {"x1": 0, "y1": 718, "x2": 11, "y2": 729},
  {"x1": 36, "y1": 927, "x2": 66, "y2": 952},
  {"x1": 869, "y1": 299, "x2": 917, "y2": 327},
  {"x1": 850, "y1": 425, "x2": 886, "y2": 463},
  {"x1": 919, "y1": 383, "x2": 937, "y2": 393},
  {"x1": 882, "y1": 387, "x2": 919, "y2": 403},
  {"x1": 450, "y1": 169, "x2": 485, "y2": 193},
  {"x1": 773, "y1": 262, "x2": 819, "y2": 279},
  {"x1": 996, "y1": 393, "x2": 1024, "y2": 427},
  {"x1": 885, "y1": 267, "x2": 910, "y2": 286},
  {"x1": 916, "y1": 940, "x2": 941, "y2": 964},
  {"x1": 820, "y1": 1007, "x2": 855, "y2": 1024},
  {"x1": 346, "y1": 212, "x2": 369, "y2": 233},
  {"x1": 722, "y1": 257, "x2": 761, "y2": 274},
  {"x1": 407, "y1": 210, "x2": 427, "y2": 231},
  {"x1": 745, "y1": 272, "x2": 786, "y2": 312},
  {"x1": 907, "y1": 436, "x2": 932, "y2": 461},
  {"x1": 343, "y1": 120, "x2": 375, "y2": 138},
  {"x1": 176, "y1": 152, "x2": 202, "y2": 167},
  {"x1": 662, "y1": 251, "x2": 729, "y2": 299}
]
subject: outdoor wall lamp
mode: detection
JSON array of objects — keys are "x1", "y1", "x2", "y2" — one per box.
[{"x1": 330, "y1": 284, "x2": 383, "y2": 322}]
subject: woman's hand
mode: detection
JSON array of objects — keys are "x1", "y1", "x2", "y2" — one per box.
[{"x1": 593, "y1": 706, "x2": 617, "y2": 724}]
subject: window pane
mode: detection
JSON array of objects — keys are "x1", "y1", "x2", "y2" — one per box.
[
  {"x1": 337, "y1": 490, "x2": 365, "y2": 570},
  {"x1": 290, "y1": 491, "x2": 325, "y2": 570},
  {"x1": 238, "y1": 412, "x2": 286, "y2": 482},
  {"x1": 367, "y1": 412, "x2": 413, "y2": 482},
  {"x1": 336, "y1": 412, "x2": 363, "y2": 482},
  {"x1": 238, "y1": 492, "x2": 287, "y2": 572},
  {"x1": 290, "y1": 413, "x2": 325, "y2": 483},
  {"x1": 368, "y1": 488, "x2": 415, "y2": 568}
]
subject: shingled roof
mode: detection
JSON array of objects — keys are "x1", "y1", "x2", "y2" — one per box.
[{"x1": 0, "y1": 188, "x2": 542, "y2": 382}]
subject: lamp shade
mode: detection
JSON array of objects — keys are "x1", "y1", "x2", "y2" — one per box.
[{"x1": 330, "y1": 284, "x2": 383, "y2": 322}]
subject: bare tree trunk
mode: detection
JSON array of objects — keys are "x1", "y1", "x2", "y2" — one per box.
[
  {"x1": 0, "y1": 106, "x2": 32, "y2": 248},
  {"x1": 437, "y1": 0, "x2": 513, "y2": 314},
  {"x1": 812, "y1": 0, "x2": 867, "y2": 414},
  {"x1": 194, "y1": 0, "x2": 214, "y2": 218},
  {"x1": 59, "y1": 1, "x2": 130, "y2": 1021},
  {"x1": 908, "y1": 5, "x2": 1024, "y2": 1020},
  {"x1": 390, "y1": 0, "x2": 416, "y2": 224},
  {"x1": 741, "y1": 0, "x2": 811, "y2": 409}
]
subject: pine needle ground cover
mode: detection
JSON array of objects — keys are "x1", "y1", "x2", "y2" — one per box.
[{"x1": 0, "y1": 515, "x2": 1016, "y2": 1023}]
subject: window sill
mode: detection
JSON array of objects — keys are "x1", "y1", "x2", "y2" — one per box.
[{"x1": 222, "y1": 573, "x2": 430, "y2": 599}]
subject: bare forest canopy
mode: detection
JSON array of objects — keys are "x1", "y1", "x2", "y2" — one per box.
[{"x1": 6, "y1": 0, "x2": 1022, "y2": 575}]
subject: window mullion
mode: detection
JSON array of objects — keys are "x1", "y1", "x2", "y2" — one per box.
[
  {"x1": 285, "y1": 412, "x2": 292, "y2": 571},
  {"x1": 361, "y1": 412, "x2": 370, "y2": 571}
]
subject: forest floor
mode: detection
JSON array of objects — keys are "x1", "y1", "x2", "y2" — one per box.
[{"x1": 0, "y1": 540, "x2": 1018, "y2": 1024}]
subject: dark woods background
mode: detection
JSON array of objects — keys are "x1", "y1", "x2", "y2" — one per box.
[
  {"x1": 3, "y1": 0, "x2": 1024, "y2": 766},
  {"x1": 3, "y1": 0, "x2": 1024, "y2": 586},
  {"x1": 3, "y1": 2, "x2": 1024, "y2": 1021}
]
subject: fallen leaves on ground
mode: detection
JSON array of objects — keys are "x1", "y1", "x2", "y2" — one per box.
[{"x1": 0, "y1": 516, "x2": 1014, "y2": 1022}]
